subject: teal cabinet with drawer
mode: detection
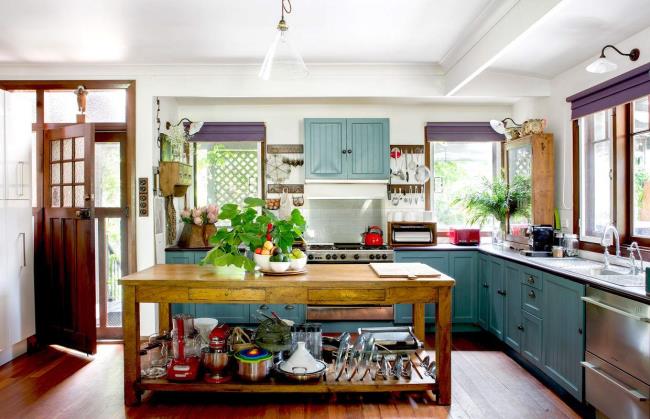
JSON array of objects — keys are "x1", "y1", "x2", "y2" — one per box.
[
  {"x1": 541, "y1": 272, "x2": 585, "y2": 400},
  {"x1": 305, "y1": 118, "x2": 389, "y2": 180},
  {"x1": 394, "y1": 251, "x2": 477, "y2": 325},
  {"x1": 164, "y1": 249, "x2": 305, "y2": 324}
]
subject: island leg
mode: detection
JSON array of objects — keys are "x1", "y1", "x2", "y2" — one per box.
[
  {"x1": 122, "y1": 285, "x2": 141, "y2": 406},
  {"x1": 413, "y1": 303, "x2": 426, "y2": 342},
  {"x1": 435, "y1": 287, "x2": 452, "y2": 405},
  {"x1": 158, "y1": 302, "x2": 171, "y2": 334}
]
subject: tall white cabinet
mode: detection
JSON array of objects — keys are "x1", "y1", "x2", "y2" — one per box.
[{"x1": 0, "y1": 89, "x2": 36, "y2": 366}]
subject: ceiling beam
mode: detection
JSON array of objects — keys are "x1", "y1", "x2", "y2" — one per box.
[
  {"x1": 444, "y1": 0, "x2": 563, "y2": 96},
  {"x1": 454, "y1": 71, "x2": 550, "y2": 97}
]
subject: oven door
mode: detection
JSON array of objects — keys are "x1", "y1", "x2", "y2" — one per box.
[{"x1": 306, "y1": 305, "x2": 394, "y2": 321}]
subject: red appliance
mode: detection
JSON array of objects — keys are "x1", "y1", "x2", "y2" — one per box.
[
  {"x1": 167, "y1": 316, "x2": 200, "y2": 381},
  {"x1": 449, "y1": 228, "x2": 480, "y2": 246},
  {"x1": 362, "y1": 226, "x2": 384, "y2": 247}
]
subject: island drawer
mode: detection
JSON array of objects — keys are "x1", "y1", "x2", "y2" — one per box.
[
  {"x1": 522, "y1": 285, "x2": 543, "y2": 317},
  {"x1": 308, "y1": 289, "x2": 386, "y2": 304}
]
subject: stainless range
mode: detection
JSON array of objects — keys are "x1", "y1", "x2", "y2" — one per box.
[{"x1": 305, "y1": 243, "x2": 394, "y2": 322}]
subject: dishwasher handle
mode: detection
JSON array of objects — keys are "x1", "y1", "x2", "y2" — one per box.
[
  {"x1": 581, "y1": 296, "x2": 650, "y2": 323},
  {"x1": 581, "y1": 361, "x2": 649, "y2": 401}
]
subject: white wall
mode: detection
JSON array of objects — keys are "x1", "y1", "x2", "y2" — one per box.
[{"x1": 512, "y1": 25, "x2": 650, "y2": 232}]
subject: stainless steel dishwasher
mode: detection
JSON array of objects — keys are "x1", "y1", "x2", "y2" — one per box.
[{"x1": 581, "y1": 287, "x2": 649, "y2": 419}]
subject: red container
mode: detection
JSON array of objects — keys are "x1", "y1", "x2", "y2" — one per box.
[{"x1": 449, "y1": 228, "x2": 480, "y2": 246}]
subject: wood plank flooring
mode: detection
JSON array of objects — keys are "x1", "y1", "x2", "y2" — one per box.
[{"x1": 0, "y1": 333, "x2": 581, "y2": 419}]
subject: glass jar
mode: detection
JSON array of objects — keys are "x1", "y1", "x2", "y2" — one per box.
[{"x1": 563, "y1": 234, "x2": 579, "y2": 257}]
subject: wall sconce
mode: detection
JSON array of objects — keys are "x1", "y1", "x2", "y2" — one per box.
[
  {"x1": 490, "y1": 118, "x2": 523, "y2": 140},
  {"x1": 165, "y1": 118, "x2": 204, "y2": 136},
  {"x1": 586, "y1": 45, "x2": 640, "y2": 74}
]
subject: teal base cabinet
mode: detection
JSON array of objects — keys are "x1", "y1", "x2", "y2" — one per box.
[
  {"x1": 488, "y1": 257, "x2": 506, "y2": 340},
  {"x1": 394, "y1": 251, "x2": 477, "y2": 326},
  {"x1": 305, "y1": 118, "x2": 389, "y2": 181},
  {"x1": 503, "y1": 262, "x2": 523, "y2": 351},
  {"x1": 541, "y1": 273, "x2": 585, "y2": 401},
  {"x1": 164, "y1": 249, "x2": 305, "y2": 325}
]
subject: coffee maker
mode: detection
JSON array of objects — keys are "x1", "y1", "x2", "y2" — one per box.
[
  {"x1": 521, "y1": 225, "x2": 554, "y2": 256},
  {"x1": 167, "y1": 315, "x2": 200, "y2": 381}
]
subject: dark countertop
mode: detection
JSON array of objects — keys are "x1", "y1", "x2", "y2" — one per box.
[{"x1": 396, "y1": 244, "x2": 650, "y2": 304}]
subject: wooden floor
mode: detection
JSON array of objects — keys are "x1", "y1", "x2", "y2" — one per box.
[{"x1": 0, "y1": 333, "x2": 580, "y2": 419}]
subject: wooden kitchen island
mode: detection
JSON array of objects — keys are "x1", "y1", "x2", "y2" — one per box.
[{"x1": 119, "y1": 264, "x2": 455, "y2": 406}]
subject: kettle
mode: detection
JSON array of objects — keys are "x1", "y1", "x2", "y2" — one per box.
[{"x1": 362, "y1": 226, "x2": 384, "y2": 247}]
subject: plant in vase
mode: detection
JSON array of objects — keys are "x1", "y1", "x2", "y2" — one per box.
[
  {"x1": 200, "y1": 197, "x2": 306, "y2": 273},
  {"x1": 160, "y1": 124, "x2": 188, "y2": 162},
  {"x1": 452, "y1": 173, "x2": 531, "y2": 242},
  {"x1": 177, "y1": 205, "x2": 219, "y2": 248}
]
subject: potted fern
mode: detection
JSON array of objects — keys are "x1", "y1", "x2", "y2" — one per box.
[{"x1": 453, "y1": 174, "x2": 531, "y2": 242}]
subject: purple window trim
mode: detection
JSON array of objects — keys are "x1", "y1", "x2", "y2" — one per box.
[
  {"x1": 425, "y1": 122, "x2": 505, "y2": 142},
  {"x1": 566, "y1": 62, "x2": 650, "y2": 119},
  {"x1": 188, "y1": 122, "x2": 266, "y2": 142}
]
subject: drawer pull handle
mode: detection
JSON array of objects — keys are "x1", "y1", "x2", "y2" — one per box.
[
  {"x1": 528, "y1": 290, "x2": 536, "y2": 298},
  {"x1": 482, "y1": 283, "x2": 489, "y2": 288},
  {"x1": 581, "y1": 361, "x2": 649, "y2": 401},
  {"x1": 517, "y1": 325, "x2": 524, "y2": 331},
  {"x1": 259, "y1": 304, "x2": 269, "y2": 310},
  {"x1": 285, "y1": 304, "x2": 295, "y2": 310},
  {"x1": 497, "y1": 289, "x2": 506, "y2": 296},
  {"x1": 527, "y1": 276, "x2": 535, "y2": 284},
  {"x1": 581, "y1": 297, "x2": 650, "y2": 323}
]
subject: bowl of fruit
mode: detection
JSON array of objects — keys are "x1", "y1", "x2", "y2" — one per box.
[
  {"x1": 288, "y1": 248, "x2": 307, "y2": 271},
  {"x1": 269, "y1": 253, "x2": 291, "y2": 273},
  {"x1": 253, "y1": 241, "x2": 275, "y2": 270}
]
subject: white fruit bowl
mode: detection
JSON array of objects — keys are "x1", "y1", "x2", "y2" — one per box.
[
  {"x1": 289, "y1": 257, "x2": 307, "y2": 271},
  {"x1": 269, "y1": 261, "x2": 291, "y2": 273},
  {"x1": 253, "y1": 254, "x2": 271, "y2": 270}
]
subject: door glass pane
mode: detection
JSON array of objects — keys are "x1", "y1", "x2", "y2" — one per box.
[
  {"x1": 63, "y1": 162, "x2": 72, "y2": 183},
  {"x1": 580, "y1": 110, "x2": 613, "y2": 240},
  {"x1": 63, "y1": 138, "x2": 73, "y2": 160},
  {"x1": 74, "y1": 137, "x2": 84, "y2": 159},
  {"x1": 75, "y1": 161, "x2": 84, "y2": 183},
  {"x1": 633, "y1": 97, "x2": 649, "y2": 133},
  {"x1": 51, "y1": 140, "x2": 61, "y2": 161},
  {"x1": 96, "y1": 218, "x2": 123, "y2": 328},
  {"x1": 51, "y1": 163, "x2": 61, "y2": 184},
  {"x1": 52, "y1": 186, "x2": 61, "y2": 207},
  {"x1": 75, "y1": 185, "x2": 85, "y2": 207},
  {"x1": 63, "y1": 185, "x2": 72, "y2": 207},
  {"x1": 95, "y1": 142, "x2": 121, "y2": 207},
  {"x1": 632, "y1": 132, "x2": 650, "y2": 237},
  {"x1": 44, "y1": 90, "x2": 126, "y2": 123}
]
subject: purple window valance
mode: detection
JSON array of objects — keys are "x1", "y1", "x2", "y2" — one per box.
[
  {"x1": 189, "y1": 122, "x2": 266, "y2": 142},
  {"x1": 425, "y1": 122, "x2": 504, "y2": 142},
  {"x1": 566, "y1": 62, "x2": 650, "y2": 119}
]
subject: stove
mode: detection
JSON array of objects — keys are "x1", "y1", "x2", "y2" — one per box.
[{"x1": 306, "y1": 243, "x2": 394, "y2": 263}]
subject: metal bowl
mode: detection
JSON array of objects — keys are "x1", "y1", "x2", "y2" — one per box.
[
  {"x1": 276, "y1": 360, "x2": 327, "y2": 382},
  {"x1": 234, "y1": 348, "x2": 274, "y2": 382},
  {"x1": 201, "y1": 348, "x2": 230, "y2": 374}
]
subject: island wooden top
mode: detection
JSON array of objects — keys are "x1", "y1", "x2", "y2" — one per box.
[{"x1": 119, "y1": 264, "x2": 455, "y2": 289}]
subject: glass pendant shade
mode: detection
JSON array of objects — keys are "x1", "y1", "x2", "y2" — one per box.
[
  {"x1": 259, "y1": 28, "x2": 308, "y2": 81},
  {"x1": 586, "y1": 57, "x2": 618, "y2": 74}
]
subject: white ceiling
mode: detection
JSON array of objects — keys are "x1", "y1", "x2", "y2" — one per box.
[
  {"x1": 490, "y1": 0, "x2": 650, "y2": 77},
  {"x1": 0, "y1": 0, "x2": 493, "y2": 64}
]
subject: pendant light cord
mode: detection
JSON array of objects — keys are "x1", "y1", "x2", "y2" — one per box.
[{"x1": 281, "y1": 0, "x2": 292, "y2": 19}]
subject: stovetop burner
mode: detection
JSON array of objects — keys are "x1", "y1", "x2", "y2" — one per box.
[
  {"x1": 308, "y1": 243, "x2": 392, "y2": 251},
  {"x1": 306, "y1": 243, "x2": 394, "y2": 263}
]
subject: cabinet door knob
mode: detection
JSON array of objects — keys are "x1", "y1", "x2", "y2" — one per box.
[
  {"x1": 497, "y1": 289, "x2": 507, "y2": 296},
  {"x1": 528, "y1": 290, "x2": 536, "y2": 298},
  {"x1": 259, "y1": 304, "x2": 269, "y2": 310},
  {"x1": 342, "y1": 149, "x2": 347, "y2": 154},
  {"x1": 517, "y1": 325, "x2": 524, "y2": 331},
  {"x1": 285, "y1": 304, "x2": 295, "y2": 310},
  {"x1": 527, "y1": 276, "x2": 535, "y2": 284},
  {"x1": 483, "y1": 283, "x2": 489, "y2": 288},
  {"x1": 578, "y1": 328, "x2": 583, "y2": 335},
  {"x1": 347, "y1": 149, "x2": 352, "y2": 154}
]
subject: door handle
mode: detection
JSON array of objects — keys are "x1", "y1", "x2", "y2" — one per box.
[
  {"x1": 18, "y1": 232, "x2": 26, "y2": 268},
  {"x1": 497, "y1": 289, "x2": 507, "y2": 296},
  {"x1": 259, "y1": 304, "x2": 269, "y2": 310},
  {"x1": 285, "y1": 305, "x2": 295, "y2": 310},
  {"x1": 581, "y1": 296, "x2": 650, "y2": 323},
  {"x1": 581, "y1": 361, "x2": 649, "y2": 401},
  {"x1": 482, "y1": 283, "x2": 489, "y2": 288}
]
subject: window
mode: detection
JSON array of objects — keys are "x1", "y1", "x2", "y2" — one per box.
[
  {"x1": 430, "y1": 141, "x2": 500, "y2": 229},
  {"x1": 579, "y1": 109, "x2": 614, "y2": 241},
  {"x1": 44, "y1": 89, "x2": 126, "y2": 123},
  {"x1": 194, "y1": 141, "x2": 262, "y2": 207},
  {"x1": 632, "y1": 96, "x2": 650, "y2": 237}
]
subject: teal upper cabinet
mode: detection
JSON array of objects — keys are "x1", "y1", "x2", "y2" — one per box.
[
  {"x1": 304, "y1": 118, "x2": 389, "y2": 181},
  {"x1": 541, "y1": 273, "x2": 585, "y2": 401},
  {"x1": 304, "y1": 118, "x2": 347, "y2": 179},
  {"x1": 346, "y1": 119, "x2": 390, "y2": 180}
]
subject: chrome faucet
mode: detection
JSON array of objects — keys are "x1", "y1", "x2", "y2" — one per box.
[
  {"x1": 627, "y1": 241, "x2": 644, "y2": 275},
  {"x1": 600, "y1": 224, "x2": 621, "y2": 270}
]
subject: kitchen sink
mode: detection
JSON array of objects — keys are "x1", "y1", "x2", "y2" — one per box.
[{"x1": 531, "y1": 257, "x2": 645, "y2": 287}]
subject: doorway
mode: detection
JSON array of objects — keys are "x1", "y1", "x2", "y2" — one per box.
[{"x1": 0, "y1": 81, "x2": 136, "y2": 351}]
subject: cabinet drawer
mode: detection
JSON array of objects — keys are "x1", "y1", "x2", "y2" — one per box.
[
  {"x1": 521, "y1": 269, "x2": 543, "y2": 290},
  {"x1": 253, "y1": 303, "x2": 305, "y2": 324},
  {"x1": 522, "y1": 285, "x2": 543, "y2": 317},
  {"x1": 308, "y1": 289, "x2": 385, "y2": 304},
  {"x1": 189, "y1": 288, "x2": 266, "y2": 302}
]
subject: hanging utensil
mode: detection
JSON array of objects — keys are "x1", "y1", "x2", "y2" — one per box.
[{"x1": 408, "y1": 149, "x2": 417, "y2": 170}]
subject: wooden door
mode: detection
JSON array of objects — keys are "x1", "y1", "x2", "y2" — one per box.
[
  {"x1": 43, "y1": 124, "x2": 96, "y2": 354},
  {"x1": 346, "y1": 118, "x2": 389, "y2": 180},
  {"x1": 304, "y1": 118, "x2": 347, "y2": 179}
]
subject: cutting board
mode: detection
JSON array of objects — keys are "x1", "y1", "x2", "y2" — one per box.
[{"x1": 370, "y1": 263, "x2": 442, "y2": 279}]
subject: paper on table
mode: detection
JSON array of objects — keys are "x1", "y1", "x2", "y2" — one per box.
[{"x1": 370, "y1": 263, "x2": 442, "y2": 279}]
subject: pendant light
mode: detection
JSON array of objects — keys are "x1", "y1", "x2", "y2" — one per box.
[
  {"x1": 586, "y1": 45, "x2": 640, "y2": 74},
  {"x1": 258, "y1": 0, "x2": 308, "y2": 80}
]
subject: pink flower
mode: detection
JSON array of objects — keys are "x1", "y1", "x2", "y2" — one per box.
[
  {"x1": 193, "y1": 216, "x2": 204, "y2": 226},
  {"x1": 192, "y1": 208, "x2": 202, "y2": 218},
  {"x1": 180, "y1": 209, "x2": 191, "y2": 219},
  {"x1": 207, "y1": 204, "x2": 218, "y2": 214},
  {"x1": 207, "y1": 213, "x2": 217, "y2": 224}
]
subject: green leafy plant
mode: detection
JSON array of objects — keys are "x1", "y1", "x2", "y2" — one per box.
[
  {"x1": 452, "y1": 173, "x2": 531, "y2": 228},
  {"x1": 199, "y1": 197, "x2": 306, "y2": 272},
  {"x1": 634, "y1": 170, "x2": 649, "y2": 208}
]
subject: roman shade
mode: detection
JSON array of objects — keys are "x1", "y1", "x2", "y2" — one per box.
[
  {"x1": 566, "y1": 62, "x2": 650, "y2": 119},
  {"x1": 425, "y1": 122, "x2": 504, "y2": 142},
  {"x1": 189, "y1": 122, "x2": 266, "y2": 142}
]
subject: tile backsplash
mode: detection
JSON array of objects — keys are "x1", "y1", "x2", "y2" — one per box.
[{"x1": 302, "y1": 199, "x2": 386, "y2": 244}]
